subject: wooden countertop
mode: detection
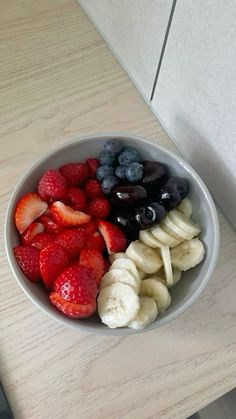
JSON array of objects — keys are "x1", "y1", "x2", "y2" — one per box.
[{"x1": 1, "y1": 1, "x2": 236, "y2": 418}]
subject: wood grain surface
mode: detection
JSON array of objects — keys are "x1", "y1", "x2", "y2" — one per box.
[{"x1": 1, "y1": 1, "x2": 236, "y2": 418}]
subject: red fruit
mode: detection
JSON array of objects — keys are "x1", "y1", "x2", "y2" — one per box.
[
  {"x1": 85, "y1": 158, "x2": 100, "y2": 178},
  {"x1": 54, "y1": 264, "x2": 97, "y2": 304},
  {"x1": 40, "y1": 244, "x2": 69, "y2": 288},
  {"x1": 55, "y1": 228, "x2": 86, "y2": 258},
  {"x1": 15, "y1": 193, "x2": 48, "y2": 234},
  {"x1": 78, "y1": 220, "x2": 97, "y2": 236},
  {"x1": 87, "y1": 198, "x2": 111, "y2": 219},
  {"x1": 67, "y1": 187, "x2": 87, "y2": 211},
  {"x1": 84, "y1": 179, "x2": 104, "y2": 199},
  {"x1": 21, "y1": 222, "x2": 44, "y2": 245},
  {"x1": 14, "y1": 246, "x2": 41, "y2": 282},
  {"x1": 50, "y1": 201, "x2": 91, "y2": 226},
  {"x1": 98, "y1": 220, "x2": 127, "y2": 254},
  {"x1": 85, "y1": 232, "x2": 106, "y2": 252},
  {"x1": 50, "y1": 291, "x2": 96, "y2": 319},
  {"x1": 38, "y1": 169, "x2": 67, "y2": 202},
  {"x1": 59, "y1": 163, "x2": 89, "y2": 186},
  {"x1": 31, "y1": 232, "x2": 55, "y2": 251},
  {"x1": 79, "y1": 249, "x2": 105, "y2": 284},
  {"x1": 103, "y1": 257, "x2": 110, "y2": 273},
  {"x1": 39, "y1": 214, "x2": 63, "y2": 235}
]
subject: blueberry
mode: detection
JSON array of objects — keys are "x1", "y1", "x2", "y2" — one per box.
[
  {"x1": 102, "y1": 176, "x2": 119, "y2": 194},
  {"x1": 99, "y1": 150, "x2": 115, "y2": 166},
  {"x1": 96, "y1": 165, "x2": 114, "y2": 181},
  {"x1": 115, "y1": 165, "x2": 126, "y2": 180},
  {"x1": 104, "y1": 139, "x2": 122, "y2": 155},
  {"x1": 125, "y1": 162, "x2": 143, "y2": 183},
  {"x1": 118, "y1": 146, "x2": 140, "y2": 166}
]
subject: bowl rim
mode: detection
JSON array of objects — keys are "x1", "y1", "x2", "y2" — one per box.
[{"x1": 4, "y1": 132, "x2": 220, "y2": 335}]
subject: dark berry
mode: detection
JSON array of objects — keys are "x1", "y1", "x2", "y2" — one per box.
[
  {"x1": 115, "y1": 165, "x2": 126, "y2": 180},
  {"x1": 112, "y1": 211, "x2": 139, "y2": 242},
  {"x1": 104, "y1": 139, "x2": 122, "y2": 155},
  {"x1": 111, "y1": 185, "x2": 148, "y2": 207},
  {"x1": 101, "y1": 176, "x2": 119, "y2": 194},
  {"x1": 159, "y1": 185, "x2": 182, "y2": 210},
  {"x1": 99, "y1": 150, "x2": 115, "y2": 166},
  {"x1": 166, "y1": 177, "x2": 188, "y2": 199},
  {"x1": 96, "y1": 165, "x2": 114, "y2": 181},
  {"x1": 118, "y1": 146, "x2": 140, "y2": 166},
  {"x1": 131, "y1": 202, "x2": 166, "y2": 230},
  {"x1": 125, "y1": 162, "x2": 143, "y2": 183}
]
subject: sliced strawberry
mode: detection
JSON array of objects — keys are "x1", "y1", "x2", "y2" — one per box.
[
  {"x1": 87, "y1": 197, "x2": 110, "y2": 219},
  {"x1": 55, "y1": 228, "x2": 86, "y2": 258},
  {"x1": 21, "y1": 222, "x2": 44, "y2": 245},
  {"x1": 38, "y1": 214, "x2": 63, "y2": 235},
  {"x1": 103, "y1": 257, "x2": 110, "y2": 273},
  {"x1": 78, "y1": 220, "x2": 97, "y2": 236},
  {"x1": 85, "y1": 158, "x2": 100, "y2": 178},
  {"x1": 15, "y1": 193, "x2": 48, "y2": 234},
  {"x1": 85, "y1": 231, "x2": 106, "y2": 252},
  {"x1": 59, "y1": 163, "x2": 89, "y2": 186},
  {"x1": 31, "y1": 232, "x2": 55, "y2": 250},
  {"x1": 50, "y1": 292, "x2": 96, "y2": 319},
  {"x1": 39, "y1": 243, "x2": 69, "y2": 288},
  {"x1": 67, "y1": 187, "x2": 87, "y2": 211},
  {"x1": 50, "y1": 201, "x2": 91, "y2": 226},
  {"x1": 54, "y1": 264, "x2": 97, "y2": 304},
  {"x1": 79, "y1": 249, "x2": 105, "y2": 284},
  {"x1": 84, "y1": 179, "x2": 104, "y2": 199},
  {"x1": 14, "y1": 246, "x2": 41, "y2": 282},
  {"x1": 38, "y1": 169, "x2": 67, "y2": 202},
  {"x1": 98, "y1": 220, "x2": 127, "y2": 254}
]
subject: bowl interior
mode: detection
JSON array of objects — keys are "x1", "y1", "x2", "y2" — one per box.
[{"x1": 5, "y1": 133, "x2": 219, "y2": 334}]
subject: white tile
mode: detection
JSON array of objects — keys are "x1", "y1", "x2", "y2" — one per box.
[
  {"x1": 78, "y1": 0, "x2": 173, "y2": 100},
  {"x1": 152, "y1": 0, "x2": 236, "y2": 229}
]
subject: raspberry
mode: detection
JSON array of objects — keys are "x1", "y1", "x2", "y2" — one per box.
[
  {"x1": 87, "y1": 197, "x2": 111, "y2": 219},
  {"x1": 38, "y1": 169, "x2": 67, "y2": 202},
  {"x1": 59, "y1": 163, "x2": 89, "y2": 186},
  {"x1": 67, "y1": 187, "x2": 87, "y2": 211},
  {"x1": 84, "y1": 179, "x2": 104, "y2": 200}
]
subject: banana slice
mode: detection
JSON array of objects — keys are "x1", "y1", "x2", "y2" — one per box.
[
  {"x1": 162, "y1": 224, "x2": 184, "y2": 242},
  {"x1": 111, "y1": 258, "x2": 140, "y2": 281},
  {"x1": 160, "y1": 246, "x2": 173, "y2": 287},
  {"x1": 162, "y1": 214, "x2": 193, "y2": 240},
  {"x1": 177, "y1": 198, "x2": 192, "y2": 218},
  {"x1": 169, "y1": 210, "x2": 201, "y2": 237},
  {"x1": 109, "y1": 252, "x2": 127, "y2": 264},
  {"x1": 129, "y1": 296, "x2": 158, "y2": 330},
  {"x1": 151, "y1": 224, "x2": 180, "y2": 247},
  {"x1": 140, "y1": 278, "x2": 171, "y2": 313},
  {"x1": 139, "y1": 229, "x2": 163, "y2": 248},
  {"x1": 126, "y1": 241, "x2": 163, "y2": 274},
  {"x1": 100, "y1": 268, "x2": 140, "y2": 294},
  {"x1": 98, "y1": 283, "x2": 140, "y2": 328},
  {"x1": 170, "y1": 238, "x2": 205, "y2": 271},
  {"x1": 138, "y1": 269, "x2": 147, "y2": 280}
]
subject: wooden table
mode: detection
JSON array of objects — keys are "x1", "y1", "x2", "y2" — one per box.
[{"x1": 1, "y1": 1, "x2": 236, "y2": 418}]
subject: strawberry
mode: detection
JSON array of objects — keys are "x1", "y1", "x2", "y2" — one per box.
[
  {"x1": 14, "y1": 246, "x2": 41, "y2": 282},
  {"x1": 31, "y1": 232, "x2": 55, "y2": 251},
  {"x1": 54, "y1": 264, "x2": 97, "y2": 304},
  {"x1": 84, "y1": 179, "x2": 104, "y2": 199},
  {"x1": 79, "y1": 249, "x2": 105, "y2": 284},
  {"x1": 78, "y1": 220, "x2": 97, "y2": 236},
  {"x1": 67, "y1": 187, "x2": 87, "y2": 211},
  {"x1": 38, "y1": 169, "x2": 67, "y2": 202},
  {"x1": 38, "y1": 214, "x2": 63, "y2": 235},
  {"x1": 15, "y1": 193, "x2": 48, "y2": 234},
  {"x1": 85, "y1": 158, "x2": 100, "y2": 178},
  {"x1": 39, "y1": 243, "x2": 69, "y2": 288},
  {"x1": 98, "y1": 220, "x2": 127, "y2": 254},
  {"x1": 50, "y1": 291, "x2": 96, "y2": 319},
  {"x1": 50, "y1": 201, "x2": 91, "y2": 226},
  {"x1": 85, "y1": 231, "x2": 106, "y2": 252},
  {"x1": 21, "y1": 222, "x2": 44, "y2": 245},
  {"x1": 59, "y1": 163, "x2": 89, "y2": 186},
  {"x1": 87, "y1": 198, "x2": 111, "y2": 219},
  {"x1": 103, "y1": 257, "x2": 110, "y2": 273},
  {"x1": 55, "y1": 228, "x2": 86, "y2": 258}
]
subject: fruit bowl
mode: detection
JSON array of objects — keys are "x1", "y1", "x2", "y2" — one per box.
[{"x1": 5, "y1": 133, "x2": 220, "y2": 334}]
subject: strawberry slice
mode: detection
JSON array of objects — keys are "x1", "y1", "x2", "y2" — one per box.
[
  {"x1": 79, "y1": 249, "x2": 105, "y2": 284},
  {"x1": 85, "y1": 231, "x2": 106, "y2": 252},
  {"x1": 14, "y1": 246, "x2": 41, "y2": 282},
  {"x1": 50, "y1": 201, "x2": 91, "y2": 226},
  {"x1": 98, "y1": 220, "x2": 127, "y2": 254},
  {"x1": 50, "y1": 292, "x2": 96, "y2": 319},
  {"x1": 21, "y1": 222, "x2": 44, "y2": 245},
  {"x1": 39, "y1": 243, "x2": 69, "y2": 288},
  {"x1": 15, "y1": 193, "x2": 48, "y2": 234},
  {"x1": 38, "y1": 214, "x2": 63, "y2": 235},
  {"x1": 103, "y1": 257, "x2": 110, "y2": 273},
  {"x1": 78, "y1": 220, "x2": 97, "y2": 236},
  {"x1": 31, "y1": 232, "x2": 55, "y2": 250}
]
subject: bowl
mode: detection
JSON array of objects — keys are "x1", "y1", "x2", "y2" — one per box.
[{"x1": 5, "y1": 132, "x2": 220, "y2": 334}]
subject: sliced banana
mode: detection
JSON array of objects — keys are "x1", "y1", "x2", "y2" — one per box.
[
  {"x1": 126, "y1": 240, "x2": 163, "y2": 274},
  {"x1": 139, "y1": 229, "x2": 163, "y2": 248},
  {"x1": 160, "y1": 245, "x2": 173, "y2": 287},
  {"x1": 177, "y1": 198, "x2": 192, "y2": 218},
  {"x1": 138, "y1": 269, "x2": 147, "y2": 280},
  {"x1": 98, "y1": 282, "x2": 140, "y2": 328},
  {"x1": 109, "y1": 252, "x2": 127, "y2": 264},
  {"x1": 169, "y1": 210, "x2": 201, "y2": 237},
  {"x1": 170, "y1": 238, "x2": 205, "y2": 271},
  {"x1": 129, "y1": 296, "x2": 158, "y2": 330},
  {"x1": 100, "y1": 268, "x2": 140, "y2": 294},
  {"x1": 162, "y1": 214, "x2": 193, "y2": 240},
  {"x1": 140, "y1": 278, "x2": 171, "y2": 313},
  {"x1": 151, "y1": 224, "x2": 180, "y2": 247},
  {"x1": 162, "y1": 224, "x2": 184, "y2": 242},
  {"x1": 111, "y1": 258, "x2": 140, "y2": 280}
]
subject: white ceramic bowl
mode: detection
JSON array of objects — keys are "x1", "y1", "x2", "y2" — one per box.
[{"x1": 5, "y1": 133, "x2": 220, "y2": 334}]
